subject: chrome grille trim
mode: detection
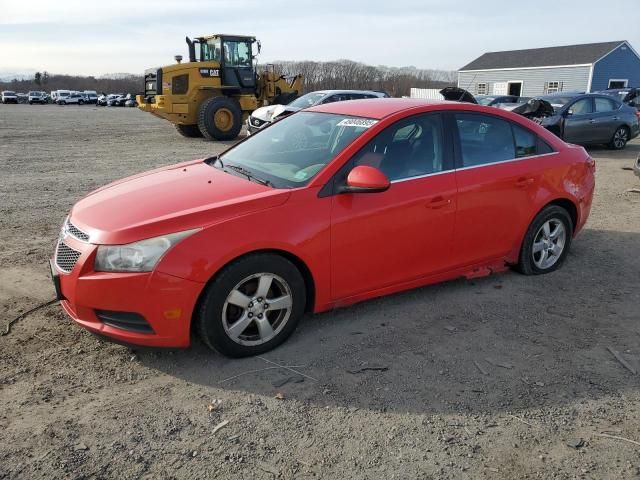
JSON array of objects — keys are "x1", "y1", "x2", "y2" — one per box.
[
  {"x1": 55, "y1": 241, "x2": 81, "y2": 274},
  {"x1": 66, "y1": 219, "x2": 90, "y2": 242}
]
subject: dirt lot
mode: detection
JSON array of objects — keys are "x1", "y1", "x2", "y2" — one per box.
[{"x1": 1, "y1": 104, "x2": 639, "y2": 479}]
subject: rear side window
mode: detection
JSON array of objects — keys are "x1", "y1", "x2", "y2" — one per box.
[
  {"x1": 455, "y1": 114, "x2": 515, "y2": 166},
  {"x1": 513, "y1": 125, "x2": 536, "y2": 158},
  {"x1": 594, "y1": 97, "x2": 618, "y2": 112},
  {"x1": 455, "y1": 113, "x2": 552, "y2": 166}
]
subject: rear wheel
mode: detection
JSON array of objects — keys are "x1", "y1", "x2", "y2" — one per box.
[
  {"x1": 517, "y1": 205, "x2": 573, "y2": 275},
  {"x1": 609, "y1": 126, "x2": 629, "y2": 150},
  {"x1": 197, "y1": 96, "x2": 242, "y2": 141},
  {"x1": 175, "y1": 124, "x2": 204, "y2": 138},
  {"x1": 78, "y1": 100, "x2": 84, "y2": 105},
  {"x1": 197, "y1": 254, "x2": 306, "y2": 357}
]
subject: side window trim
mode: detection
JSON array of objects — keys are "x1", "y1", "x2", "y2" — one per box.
[{"x1": 450, "y1": 110, "x2": 557, "y2": 169}]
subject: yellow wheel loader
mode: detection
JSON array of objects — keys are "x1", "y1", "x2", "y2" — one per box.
[{"x1": 136, "y1": 34, "x2": 303, "y2": 140}]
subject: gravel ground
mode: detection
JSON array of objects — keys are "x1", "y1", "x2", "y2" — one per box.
[{"x1": 1, "y1": 104, "x2": 640, "y2": 479}]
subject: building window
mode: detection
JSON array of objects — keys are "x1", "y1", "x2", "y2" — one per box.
[
  {"x1": 544, "y1": 81, "x2": 563, "y2": 94},
  {"x1": 608, "y1": 79, "x2": 628, "y2": 89},
  {"x1": 476, "y1": 83, "x2": 488, "y2": 95}
]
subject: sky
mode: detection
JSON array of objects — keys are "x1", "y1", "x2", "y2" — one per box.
[{"x1": 1, "y1": 0, "x2": 639, "y2": 77}]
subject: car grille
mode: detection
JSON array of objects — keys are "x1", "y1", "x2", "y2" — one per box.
[
  {"x1": 66, "y1": 219, "x2": 90, "y2": 242},
  {"x1": 55, "y1": 241, "x2": 81, "y2": 273}
]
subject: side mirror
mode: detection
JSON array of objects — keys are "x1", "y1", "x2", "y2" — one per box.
[
  {"x1": 339, "y1": 165, "x2": 390, "y2": 194},
  {"x1": 565, "y1": 109, "x2": 574, "y2": 116}
]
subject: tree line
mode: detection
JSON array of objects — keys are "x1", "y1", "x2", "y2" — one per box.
[
  {"x1": 0, "y1": 72, "x2": 143, "y2": 94},
  {"x1": 269, "y1": 60, "x2": 456, "y2": 97},
  {"x1": 1, "y1": 61, "x2": 455, "y2": 97}
]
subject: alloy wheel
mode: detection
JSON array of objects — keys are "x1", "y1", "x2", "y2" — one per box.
[
  {"x1": 532, "y1": 219, "x2": 566, "y2": 270},
  {"x1": 614, "y1": 128, "x2": 628, "y2": 149},
  {"x1": 222, "y1": 273, "x2": 293, "y2": 346}
]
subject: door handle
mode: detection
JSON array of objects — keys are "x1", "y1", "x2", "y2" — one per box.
[
  {"x1": 427, "y1": 196, "x2": 451, "y2": 209},
  {"x1": 613, "y1": 116, "x2": 619, "y2": 121},
  {"x1": 515, "y1": 177, "x2": 534, "y2": 187},
  {"x1": 589, "y1": 119, "x2": 596, "y2": 124}
]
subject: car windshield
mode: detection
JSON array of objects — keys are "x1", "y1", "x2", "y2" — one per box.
[
  {"x1": 476, "y1": 96, "x2": 497, "y2": 106},
  {"x1": 217, "y1": 112, "x2": 376, "y2": 188},
  {"x1": 287, "y1": 92, "x2": 328, "y2": 109},
  {"x1": 4, "y1": 91, "x2": 15, "y2": 95}
]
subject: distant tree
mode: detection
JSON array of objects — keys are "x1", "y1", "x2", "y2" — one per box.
[
  {"x1": 42, "y1": 71, "x2": 49, "y2": 85},
  {"x1": 34, "y1": 72, "x2": 42, "y2": 85}
]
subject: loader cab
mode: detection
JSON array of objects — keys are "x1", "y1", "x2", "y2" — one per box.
[{"x1": 188, "y1": 34, "x2": 257, "y2": 93}]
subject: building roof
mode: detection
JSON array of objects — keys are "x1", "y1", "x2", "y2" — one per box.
[{"x1": 459, "y1": 41, "x2": 626, "y2": 71}]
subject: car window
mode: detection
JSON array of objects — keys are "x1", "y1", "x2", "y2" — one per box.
[
  {"x1": 594, "y1": 97, "x2": 618, "y2": 112},
  {"x1": 455, "y1": 113, "x2": 515, "y2": 167},
  {"x1": 352, "y1": 113, "x2": 446, "y2": 181},
  {"x1": 569, "y1": 98, "x2": 592, "y2": 115},
  {"x1": 513, "y1": 125, "x2": 537, "y2": 158}
]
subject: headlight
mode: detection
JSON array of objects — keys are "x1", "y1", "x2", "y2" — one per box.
[{"x1": 95, "y1": 229, "x2": 198, "y2": 272}]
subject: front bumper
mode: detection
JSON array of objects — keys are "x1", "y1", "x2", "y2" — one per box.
[
  {"x1": 52, "y1": 235, "x2": 204, "y2": 348},
  {"x1": 137, "y1": 95, "x2": 190, "y2": 121}
]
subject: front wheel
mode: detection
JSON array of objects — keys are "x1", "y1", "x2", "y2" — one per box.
[
  {"x1": 609, "y1": 126, "x2": 629, "y2": 150},
  {"x1": 197, "y1": 254, "x2": 306, "y2": 357},
  {"x1": 78, "y1": 100, "x2": 84, "y2": 105},
  {"x1": 197, "y1": 96, "x2": 243, "y2": 141},
  {"x1": 517, "y1": 205, "x2": 573, "y2": 275}
]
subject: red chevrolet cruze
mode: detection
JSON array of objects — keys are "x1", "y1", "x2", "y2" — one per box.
[{"x1": 51, "y1": 99, "x2": 595, "y2": 357}]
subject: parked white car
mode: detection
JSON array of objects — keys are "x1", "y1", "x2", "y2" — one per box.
[
  {"x1": 57, "y1": 91, "x2": 85, "y2": 105},
  {"x1": 246, "y1": 90, "x2": 389, "y2": 135},
  {"x1": 1, "y1": 90, "x2": 18, "y2": 104},
  {"x1": 28, "y1": 91, "x2": 48, "y2": 104}
]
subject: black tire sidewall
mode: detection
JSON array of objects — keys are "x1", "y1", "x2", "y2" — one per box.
[
  {"x1": 198, "y1": 254, "x2": 306, "y2": 357},
  {"x1": 518, "y1": 205, "x2": 573, "y2": 275},
  {"x1": 175, "y1": 123, "x2": 204, "y2": 138},
  {"x1": 198, "y1": 96, "x2": 242, "y2": 141}
]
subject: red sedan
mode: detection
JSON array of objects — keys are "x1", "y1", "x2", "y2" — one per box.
[{"x1": 51, "y1": 99, "x2": 595, "y2": 357}]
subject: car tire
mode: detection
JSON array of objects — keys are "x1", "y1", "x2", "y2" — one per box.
[
  {"x1": 197, "y1": 253, "x2": 306, "y2": 357},
  {"x1": 197, "y1": 96, "x2": 243, "y2": 141},
  {"x1": 59, "y1": 101, "x2": 66, "y2": 105},
  {"x1": 609, "y1": 126, "x2": 629, "y2": 150},
  {"x1": 517, "y1": 205, "x2": 573, "y2": 275},
  {"x1": 78, "y1": 100, "x2": 84, "y2": 105},
  {"x1": 175, "y1": 124, "x2": 204, "y2": 138}
]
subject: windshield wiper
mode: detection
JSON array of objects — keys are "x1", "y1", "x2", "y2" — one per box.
[{"x1": 226, "y1": 164, "x2": 274, "y2": 187}]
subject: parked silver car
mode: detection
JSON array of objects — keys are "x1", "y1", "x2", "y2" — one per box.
[{"x1": 246, "y1": 89, "x2": 389, "y2": 135}]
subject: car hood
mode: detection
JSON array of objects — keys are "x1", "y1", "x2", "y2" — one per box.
[
  {"x1": 70, "y1": 159, "x2": 290, "y2": 245},
  {"x1": 440, "y1": 87, "x2": 478, "y2": 104},
  {"x1": 251, "y1": 104, "x2": 300, "y2": 122}
]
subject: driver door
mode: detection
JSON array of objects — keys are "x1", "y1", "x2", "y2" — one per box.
[
  {"x1": 562, "y1": 98, "x2": 594, "y2": 144},
  {"x1": 329, "y1": 113, "x2": 457, "y2": 300}
]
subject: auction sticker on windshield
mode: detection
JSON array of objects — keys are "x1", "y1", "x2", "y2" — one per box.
[{"x1": 336, "y1": 118, "x2": 378, "y2": 128}]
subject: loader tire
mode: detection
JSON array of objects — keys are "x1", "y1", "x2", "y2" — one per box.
[
  {"x1": 197, "y1": 96, "x2": 242, "y2": 141},
  {"x1": 175, "y1": 124, "x2": 204, "y2": 138}
]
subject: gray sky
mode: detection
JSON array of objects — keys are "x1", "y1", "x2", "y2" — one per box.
[{"x1": 1, "y1": 0, "x2": 639, "y2": 76}]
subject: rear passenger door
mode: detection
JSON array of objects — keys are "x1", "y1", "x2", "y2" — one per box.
[
  {"x1": 592, "y1": 96, "x2": 621, "y2": 142},
  {"x1": 452, "y1": 112, "x2": 552, "y2": 267}
]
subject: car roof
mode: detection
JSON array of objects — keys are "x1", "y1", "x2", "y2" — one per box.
[
  {"x1": 310, "y1": 89, "x2": 386, "y2": 96},
  {"x1": 308, "y1": 98, "x2": 468, "y2": 119}
]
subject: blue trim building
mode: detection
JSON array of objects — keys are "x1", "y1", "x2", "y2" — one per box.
[{"x1": 458, "y1": 41, "x2": 640, "y2": 97}]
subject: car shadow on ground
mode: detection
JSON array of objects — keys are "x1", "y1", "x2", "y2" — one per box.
[{"x1": 135, "y1": 228, "x2": 640, "y2": 416}]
